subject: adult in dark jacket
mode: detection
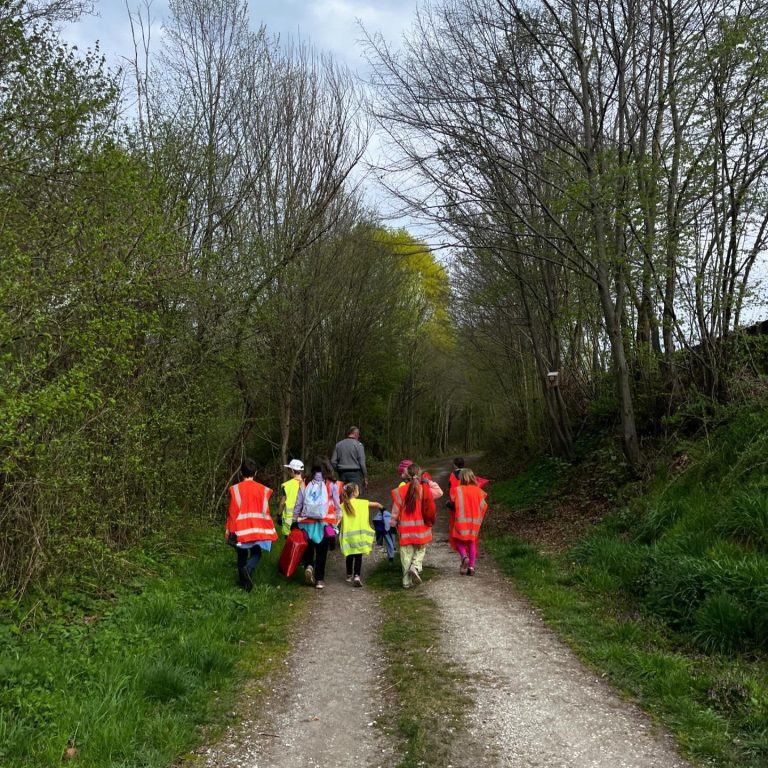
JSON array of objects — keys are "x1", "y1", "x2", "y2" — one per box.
[{"x1": 331, "y1": 426, "x2": 368, "y2": 490}]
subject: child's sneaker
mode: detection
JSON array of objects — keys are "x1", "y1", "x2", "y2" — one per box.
[
  {"x1": 304, "y1": 565, "x2": 315, "y2": 585},
  {"x1": 353, "y1": 575, "x2": 362, "y2": 587},
  {"x1": 345, "y1": 574, "x2": 353, "y2": 583},
  {"x1": 408, "y1": 565, "x2": 422, "y2": 585},
  {"x1": 460, "y1": 556, "x2": 469, "y2": 575},
  {"x1": 315, "y1": 580, "x2": 325, "y2": 589},
  {"x1": 467, "y1": 567, "x2": 475, "y2": 576}
]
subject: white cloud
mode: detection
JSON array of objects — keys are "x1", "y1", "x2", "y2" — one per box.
[
  {"x1": 306, "y1": 0, "x2": 416, "y2": 71},
  {"x1": 59, "y1": 1, "x2": 417, "y2": 74}
]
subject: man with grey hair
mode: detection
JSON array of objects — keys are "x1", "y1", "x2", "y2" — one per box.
[{"x1": 331, "y1": 426, "x2": 368, "y2": 490}]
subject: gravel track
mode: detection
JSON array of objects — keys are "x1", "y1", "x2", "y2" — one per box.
[
  {"x1": 421, "y1": 461, "x2": 692, "y2": 768},
  {"x1": 425, "y1": 530, "x2": 692, "y2": 767},
  {"x1": 196, "y1": 541, "x2": 398, "y2": 768},
  {"x1": 197, "y1": 461, "x2": 692, "y2": 768}
]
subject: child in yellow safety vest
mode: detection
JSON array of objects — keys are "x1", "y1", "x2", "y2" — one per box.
[
  {"x1": 278, "y1": 459, "x2": 305, "y2": 536},
  {"x1": 339, "y1": 482, "x2": 383, "y2": 587}
]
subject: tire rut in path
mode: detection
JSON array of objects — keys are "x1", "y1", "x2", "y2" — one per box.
[
  {"x1": 197, "y1": 544, "x2": 397, "y2": 768},
  {"x1": 422, "y1": 461, "x2": 693, "y2": 768}
]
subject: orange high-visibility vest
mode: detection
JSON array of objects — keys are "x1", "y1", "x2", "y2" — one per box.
[
  {"x1": 296, "y1": 479, "x2": 339, "y2": 525},
  {"x1": 390, "y1": 484, "x2": 433, "y2": 546},
  {"x1": 452, "y1": 485, "x2": 488, "y2": 541},
  {"x1": 448, "y1": 471, "x2": 460, "y2": 497},
  {"x1": 227, "y1": 479, "x2": 277, "y2": 544}
]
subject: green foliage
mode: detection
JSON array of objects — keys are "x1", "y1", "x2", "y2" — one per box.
[
  {"x1": 693, "y1": 594, "x2": 751, "y2": 654},
  {"x1": 490, "y1": 456, "x2": 570, "y2": 510},
  {"x1": 584, "y1": 374, "x2": 620, "y2": 426},
  {"x1": 0, "y1": 8, "x2": 252, "y2": 593},
  {"x1": 718, "y1": 491, "x2": 768, "y2": 548},
  {"x1": 570, "y1": 535, "x2": 649, "y2": 595},
  {"x1": 0, "y1": 524, "x2": 304, "y2": 768}
]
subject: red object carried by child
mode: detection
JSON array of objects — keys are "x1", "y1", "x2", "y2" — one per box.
[{"x1": 278, "y1": 527, "x2": 309, "y2": 578}]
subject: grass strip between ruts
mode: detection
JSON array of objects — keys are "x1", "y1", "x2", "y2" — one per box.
[
  {"x1": 0, "y1": 524, "x2": 308, "y2": 768},
  {"x1": 367, "y1": 560, "x2": 473, "y2": 768}
]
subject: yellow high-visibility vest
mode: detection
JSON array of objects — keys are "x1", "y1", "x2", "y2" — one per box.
[
  {"x1": 340, "y1": 498, "x2": 375, "y2": 555},
  {"x1": 281, "y1": 477, "x2": 302, "y2": 511}
]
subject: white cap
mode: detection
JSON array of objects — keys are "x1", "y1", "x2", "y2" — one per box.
[{"x1": 284, "y1": 459, "x2": 304, "y2": 472}]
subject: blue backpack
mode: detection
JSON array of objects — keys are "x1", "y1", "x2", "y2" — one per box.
[{"x1": 303, "y1": 479, "x2": 330, "y2": 519}]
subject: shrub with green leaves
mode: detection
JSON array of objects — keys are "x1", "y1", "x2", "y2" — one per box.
[
  {"x1": 718, "y1": 491, "x2": 768, "y2": 549},
  {"x1": 571, "y1": 534, "x2": 649, "y2": 594},
  {"x1": 490, "y1": 456, "x2": 570, "y2": 510},
  {"x1": 693, "y1": 593, "x2": 751, "y2": 654}
]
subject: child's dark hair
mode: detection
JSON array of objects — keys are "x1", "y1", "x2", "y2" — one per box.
[
  {"x1": 341, "y1": 482, "x2": 359, "y2": 517},
  {"x1": 308, "y1": 456, "x2": 334, "y2": 482},
  {"x1": 240, "y1": 458, "x2": 257, "y2": 478},
  {"x1": 454, "y1": 457, "x2": 465, "y2": 469},
  {"x1": 405, "y1": 463, "x2": 422, "y2": 513}
]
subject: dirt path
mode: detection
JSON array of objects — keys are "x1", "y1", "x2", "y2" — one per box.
[{"x1": 198, "y1": 460, "x2": 692, "y2": 768}]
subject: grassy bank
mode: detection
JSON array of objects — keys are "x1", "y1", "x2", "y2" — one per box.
[
  {"x1": 0, "y1": 525, "x2": 306, "y2": 768},
  {"x1": 484, "y1": 406, "x2": 768, "y2": 768},
  {"x1": 367, "y1": 562, "x2": 471, "y2": 768}
]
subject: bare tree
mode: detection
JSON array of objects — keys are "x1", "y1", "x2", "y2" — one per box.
[
  {"x1": 129, "y1": 0, "x2": 369, "y2": 470},
  {"x1": 366, "y1": 0, "x2": 768, "y2": 467}
]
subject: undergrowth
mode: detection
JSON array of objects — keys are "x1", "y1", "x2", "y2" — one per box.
[
  {"x1": 489, "y1": 455, "x2": 570, "y2": 510},
  {"x1": 0, "y1": 524, "x2": 305, "y2": 768},
  {"x1": 485, "y1": 402, "x2": 768, "y2": 768}
]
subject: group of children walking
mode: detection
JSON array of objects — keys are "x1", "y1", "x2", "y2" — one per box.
[{"x1": 225, "y1": 453, "x2": 489, "y2": 591}]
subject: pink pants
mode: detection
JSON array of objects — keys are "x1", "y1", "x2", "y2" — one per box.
[{"x1": 455, "y1": 539, "x2": 478, "y2": 567}]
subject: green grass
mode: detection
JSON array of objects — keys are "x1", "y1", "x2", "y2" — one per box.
[
  {"x1": 0, "y1": 525, "x2": 307, "y2": 768},
  {"x1": 487, "y1": 455, "x2": 569, "y2": 510},
  {"x1": 485, "y1": 402, "x2": 768, "y2": 768},
  {"x1": 367, "y1": 561, "x2": 472, "y2": 768}
]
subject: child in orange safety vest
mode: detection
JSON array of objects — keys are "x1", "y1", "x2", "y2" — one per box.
[
  {"x1": 390, "y1": 463, "x2": 437, "y2": 589},
  {"x1": 226, "y1": 458, "x2": 278, "y2": 591},
  {"x1": 450, "y1": 468, "x2": 488, "y2": 576}
]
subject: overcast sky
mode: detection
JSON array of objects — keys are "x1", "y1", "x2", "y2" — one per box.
[{"x1": 61, "y1": 0, "x2": 420, "y2": 75}]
